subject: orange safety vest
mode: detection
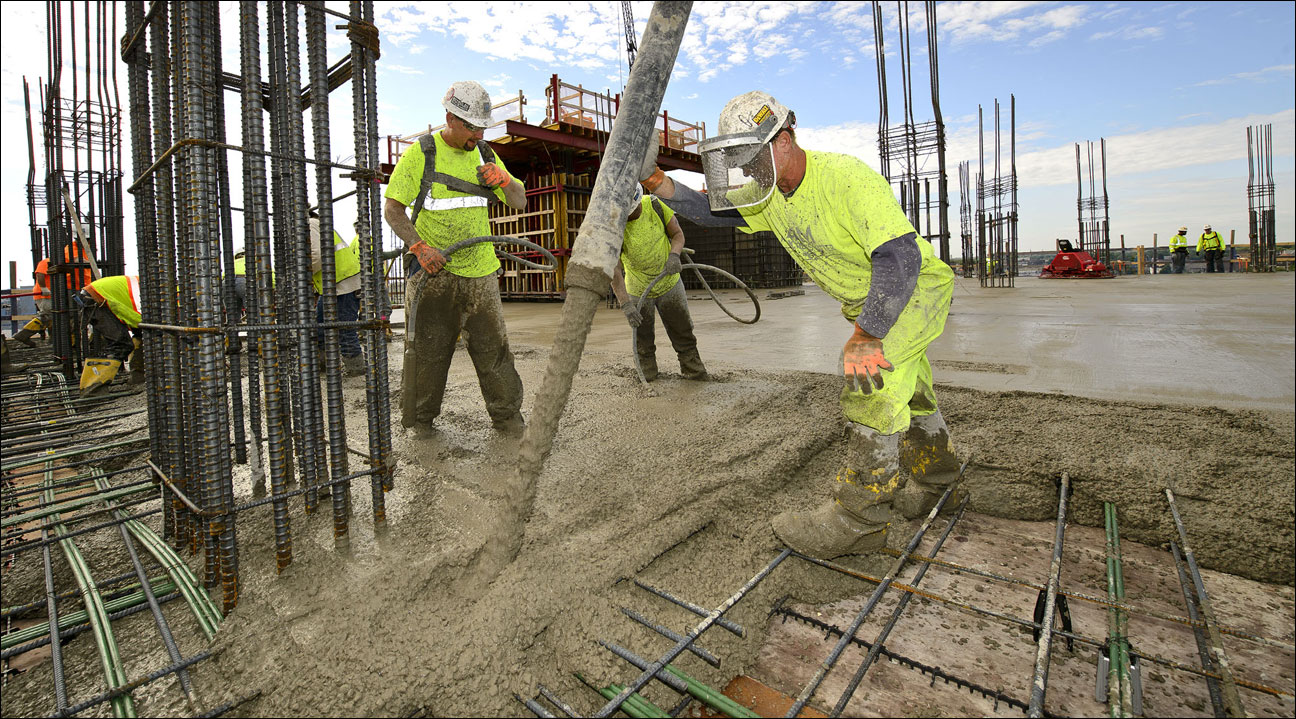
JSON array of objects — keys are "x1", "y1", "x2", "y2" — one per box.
[{"x1": 34, "y1": 258, "x2": 51, "y2": 299}]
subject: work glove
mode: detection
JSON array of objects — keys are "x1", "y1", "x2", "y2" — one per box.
[
  {"x1": 621, "y1": 298, "x2": 642, "y2": 328},
  {"x1": 410, "y1": 241, "x2": 446, "y2": 274},
  {"x1": 477, "y1": 163, "x2": 511, "y2": 189},
  {"x1": 843, "y1": 326, "x2": 893, "y2": 394},
  {"x1": 662, "y1": 252, "x2": 682, "y2": 276}
]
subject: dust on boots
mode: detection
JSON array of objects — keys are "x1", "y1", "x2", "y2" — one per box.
[
  {"x1": 772, "y1": 423, "x2": 902, "y2": 559},
  {"x1": 894, "y1": 410, "x2": 964, "y2": 520}
]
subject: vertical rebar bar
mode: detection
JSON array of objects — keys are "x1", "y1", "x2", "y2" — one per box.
[{"x1": 1028, "y1": 472, "x2": 1070, "y2": 717}]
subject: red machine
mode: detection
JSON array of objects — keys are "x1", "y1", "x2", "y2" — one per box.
[{"x1": 1039, "y1": 239, "x2": 1114, "y2": 279}]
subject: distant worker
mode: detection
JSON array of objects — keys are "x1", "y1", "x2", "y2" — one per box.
[
  {"x1": 12, "y1": 258, "x2": 53, "y2": 348},
  {"x1": 1169, "y1": 226, "x2": 1188, "y2": 274},
  {"x1": 1197, "y1": 224, "x2": 1226, "y2": 273},
  {"x1": 643, "y1": 91, "x2": 960, "y2": 559},
  {"x1": 76, "y1": 274, "x2": 144, "y2": 397},
  {"x1": 382, "y1": 80, "x2": 528, "y2": 433},
  {"x1": 308, "y1": 215, "x2": 365, "y2": 376},
  {"x1": 611, "y1": 186, "x2": 708, "y2": 382}
]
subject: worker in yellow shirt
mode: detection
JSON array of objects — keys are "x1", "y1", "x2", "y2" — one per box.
[
  {"x1": 75, "y1": 275, "x2": 144, "y2": 396},
  {"x1": 1197, "y1": 224, "x2": 1225, "y2": 273},
  {"x1": 382, "y1": 80, "x2": 529, "y2": 434},
  {"x1": 611, "y1": 185, "x2": 708, "y2": 381},
  {"x1": 642, "y1": 91, "x2": 959, "y2": 559},
  {"x1": 1169, "y1": 227, "x2": 1188, "y2": 274}
]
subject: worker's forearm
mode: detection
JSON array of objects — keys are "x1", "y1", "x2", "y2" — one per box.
[
  {"x1": 856, "y1": 233, "x2": 922, "y2": 339},
  {"x1": 657, "y1": 182, "x2": 748, "y2": 229},
  {"x1": 611, "y1": 266, "x2": 631, "y2": 303},
  {"x1": 668, "y1": 228, "x2": 686, "y2": 256},
  {"x1": 383, "y1": 200, "x2": 422, "y2": 250},
  {"x1": 502, "y1": 180, "x2": 527, "y2": 210}
]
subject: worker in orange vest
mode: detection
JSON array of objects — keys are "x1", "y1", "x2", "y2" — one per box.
[{"x1": 12, "y1": 259, "x2": 54, "y2": 348}]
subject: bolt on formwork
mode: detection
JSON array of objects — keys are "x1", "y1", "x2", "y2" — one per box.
[
  {"x1": 1076, "y1": 139, "x2": 1112, "y2": 268},
  {"x1": 1246, "y1": 124, "x2": 1278, "y2": 272},
  {"x1": 120, "y1": 0, "x2": 392, "y2": 613},
  {"x1": 976, "y1": 96, "x2": 1018, "y2": 288},
  {"x1": 872, "y1": 1, "x2": 951, "y2": 264},
  {"x1": 25, "y1": 2, "x2": 127, "y2": 379},
  {"x1": 958, "y1": 160, "x2": 974, "y2": 277}
]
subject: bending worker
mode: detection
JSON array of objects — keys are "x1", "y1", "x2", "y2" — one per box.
[
  {"x1": 1197, "y1": 223, "x2": 1226, "y2": 273},
  {"x1": 641, "y1": 91, "x2": 959, "y2": 559},
  {"x1": 612, "y1": 186, "x2": 708, "y2": 382},
  {"x1": 12, "y1": 258, "x2": 52, "y2": 348},
  {"x1": 308, "y1": 214, "x2": 365, "y2": 376},
  {"x1": 1169, "y1": 227, "x2": 1188, "y2": 274},
  {"x1": 77, "y1": 274, "x2": 144, "y2": 396},
  {"x1": 382, "y1": 80, "x2": 528, "y2": 434}
]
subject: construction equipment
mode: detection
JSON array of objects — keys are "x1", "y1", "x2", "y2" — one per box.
[{"x1": 1039, "y1": 239, "x2": 1114, "y2": 279}]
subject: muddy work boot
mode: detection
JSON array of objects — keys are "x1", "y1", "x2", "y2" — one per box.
[
  {"x1": 342, "y1": 354, "x2": 366, "y2": 377},
  {"x1": 13, "y1": 321, "x2": 43, "y2": 349},
  {"x1": 491, "y1": 412, "x2": 525, "y2": 436},
  {"x1": 772, "y1": 423, "x2": 902, "y2": 559},
  {"x1": 894, "y1": 410, "x2": 965, "y2": 520},
  {"x1": 677, "y1": 348, "x2": 709, "y2": 381},
  {"x1": 636, "y1": 353, "x2": 659, "y2": 383}
]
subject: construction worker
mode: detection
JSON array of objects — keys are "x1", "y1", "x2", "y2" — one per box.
[
  {"x1": 382, "y1": 80, "x2": 528, "y2": 433},
  {"x1": 12, "y1": 258, "x2": 53, "y2": 348},
  {"x1": 1197, "y1": 224, "x2": 1226, "y2": 273},
  {"x1": 309, "y1": 215, "x2": 365, "y2": 376},
  {"x1": 642, "y1": 91, "x2": 959, "y2": 559},
  {"x1": 612, "y1": 186, "x2": 708, "y2": 382},
  {"x1": 1169, "y1": 227, "x2": 1189, "y2": 274},
  {"x1": 75, "y1": 274, "x2": 144, "y2": 397}
]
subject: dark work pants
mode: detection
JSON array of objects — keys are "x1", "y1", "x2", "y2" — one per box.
[
  {"x1": 316, "y1": 289, "x2": 362, "y2": 358},
  {"x1": 82, "y1": 304, "x2": 135, "y2": 362},
  {"x1": 401, "y1": 270, "x2": 522, "y2": 427},
  {"x1": 634, "y1": 281, "x2": 707, "y2": 380},
  {"x1": 1204, "y1": 249, "x2": 1223, "y2": 273},
  {"x1": 1171, "y1": 250, "x2": 1186, "y2": 274}
]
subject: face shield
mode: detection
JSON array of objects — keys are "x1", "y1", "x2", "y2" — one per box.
[{"x1": 699, "y1": 118, "x2": 782, "y2": 212}]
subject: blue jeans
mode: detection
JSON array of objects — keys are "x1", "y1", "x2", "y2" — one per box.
[{"x1": 316, "y1": 290, "x2": 362, "y2": 358}]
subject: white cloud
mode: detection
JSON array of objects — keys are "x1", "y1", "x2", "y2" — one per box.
[
  {"x1": 381, "y1": 64, "x2": 424, "y2": 75},
  {"x1": 937, "y1": 2, "x2": 1090, "y2": 48},
  {"x1": 1192, "y1": 64, "x2": 1295, "y2": 88}
]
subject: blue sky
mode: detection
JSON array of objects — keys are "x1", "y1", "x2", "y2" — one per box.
[{"x1": 2, "y1": 1, "x2": 1293, "y2": 279}]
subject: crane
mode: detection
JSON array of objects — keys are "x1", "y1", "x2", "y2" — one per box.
[{"x1": 621, "y1": 0, "x2": 637, "y2": 71}]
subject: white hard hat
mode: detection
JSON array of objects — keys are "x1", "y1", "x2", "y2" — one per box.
[
  {"x1": 627, "y1": 183, "x2": 643, "y2": 218},
  {"x1": 1203, "y1": 223, "x2": 1212, "y2": 230},
  {"x1": 1178, "y1": 226, "x2": 1187, "y2": 233},
  {"x1": 716, "y1": 91, "x2": 792, "y2": 145},
  {"x1": 697, "y1": 91, "x2": 794, "y2": 212},
  {"x1": 442, "y1": 81, "x2": 492, "y2": 127}
]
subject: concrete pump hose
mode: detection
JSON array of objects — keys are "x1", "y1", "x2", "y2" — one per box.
[{"x1": 441, "y1": 235, "x2": 558, "y2": 271}]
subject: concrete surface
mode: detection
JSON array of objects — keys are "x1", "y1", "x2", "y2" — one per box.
[{"x1": 485, "y1": 272, "x2": 1295, "y2": 412}]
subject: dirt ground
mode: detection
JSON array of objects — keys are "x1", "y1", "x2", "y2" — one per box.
[{"x1": 1, "y1": 336, "x2": 1292, "y2": 717}]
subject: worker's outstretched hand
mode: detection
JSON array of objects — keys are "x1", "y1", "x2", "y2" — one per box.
[
  {"x1": 843, "y1": 326, "x2": 893, "y2": 393},
  {"x1": 662, "y1": 252, "x2": 682, "y2": 276},
  {"x1": 622, "y1": 298, "x2": 642, "y2": 328},
  {"x1": 410, "y1": 241, "x2": 447, "y2": 274},
  {"x1": 477, "y1": 163, "x2": 511, "y2": 189}
]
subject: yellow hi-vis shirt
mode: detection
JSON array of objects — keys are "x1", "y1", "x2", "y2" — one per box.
[
  {"x1": 621, "y1": 197, "x2": 679, "y2": 299},
  {"x1": 1169, "y1": 234, "x2": 1187, "y2": 251},
  {"x1": 384, "y1": 132, "x2": 520, "y2": 278},
  {"x1": 735, "y1": 150, "x2": 954, "y2": 324},
  {"x1": 88, "y1": 275, "x2": 143, "y2": 328},
  {"x1": 1197, "y1": 231, "x2": 1224, "y2": 253}
]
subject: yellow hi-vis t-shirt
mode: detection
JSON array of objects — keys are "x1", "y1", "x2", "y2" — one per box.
[
  {"x1": 736, "y1": 150, "x2": 954, "y2": 323},
  {"x1": 383, "y1": 132, "x2": 521, "y2": 278},
  {"x1": 620, "y1": 197, "x2": 679, "y2": 299}
]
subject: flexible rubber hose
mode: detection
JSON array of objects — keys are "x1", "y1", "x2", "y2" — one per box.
[{"x1": 440, "y1": 235, "x2": 558, "y2": 271}]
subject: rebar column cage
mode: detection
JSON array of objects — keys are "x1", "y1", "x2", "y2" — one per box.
[
  {"x1": 28, "y1": 2, "x2": 127, "y2": 378},
  {"x1": 120, "y1": 0, "x2": 393, "y2": 613},
  {"x1": 975, "y1": 97, "x2": 1017, "y2": 288},
  {"x1": 873, "y1": 0, "x2": 950, "y2": 264},
  {"x1": 1246, "y1": 124, "x2": 1277, "y2": 272},
  {"x1": 1076, "y1": 139, "x2": 1111, "y2": 268},
  {"x1": 958, "y1": 160, "x2": 973, "y2": 277}
]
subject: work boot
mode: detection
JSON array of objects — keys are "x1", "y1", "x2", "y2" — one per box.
[
  {"x1": 772, "y1": 423, "x2": 901, "y2": 559},
  {"x1": 678, "y1": 348, "x2": 709, "y2": 381},
  {"x1": 342, "y1": 354, "x2": 366, "y2": 377},
  {"x1": 894, "y1": 410, "x2": 965, "y2": 520},
  {"x1": 1, "y1": 337, "x2": 12, "y2": 374},
  {"x1": 492, "y1": 412, "x2": 525, "y2": 436},
  {"x1": 637, "y1": 353, "x2": 659, "y2": 383},
  {"x1": 13, "y1": 327, "x2": 40, "y2": 349}
]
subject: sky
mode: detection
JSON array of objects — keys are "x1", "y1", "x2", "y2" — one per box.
[{"x1": 2, "y1": 1, "x2": 1294, "y2": 281}]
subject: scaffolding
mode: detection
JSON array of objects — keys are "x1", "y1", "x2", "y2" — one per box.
[
  {"x1": 1246, "y1": 124, "x2": 1278, "y2": 272},
  {"x1": 27, "y1": 2, "x2": 126, "y2": 378},
  {"x1": 873, "y1": 0, "x2": 950, "y2": 264},
  {"x1": 976, "y1": 97, "x2": 1018, "y2": 288},
  {"x1": 1076, "y1": 139, "x2": 1112, "y2": 268}
]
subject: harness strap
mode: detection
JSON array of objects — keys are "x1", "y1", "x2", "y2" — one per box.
[{"x1": 408, "y1": 135, "x2": 499, "y2": 227}]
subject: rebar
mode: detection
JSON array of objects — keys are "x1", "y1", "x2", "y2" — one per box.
[
  {"x1": 1172, "y1": 540, "x2": 1226, "y2": 717},
  {"x1": 619, "y1": 607, "x2": 721, "y2": 667},
  {"x1": 633, "y1": 580, "x2": 745, "y2": 637},
  {"x1": 1246, "y1": 124, "x2": 1278, "y2": 271},
  {"x1": 1076, "y1": 140, "x2": 1111, "y2": 267},
  {"x1": 976, "y1": 96, "x2": 1018, "y2": 287},
  {"x1": 1027, "y1": 473, "x2": 1070, "y2": 717}
]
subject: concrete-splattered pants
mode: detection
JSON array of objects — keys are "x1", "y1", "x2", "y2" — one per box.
[
  {"x1": 401, "y1": 269, "x2": 522, "y2": 428},
  {"x1": 1171, "y1": 250, "x2": 1187, "y2": 274},
  {"x1": 635, "y1": 282, "x2": 707, "y2": 380}
]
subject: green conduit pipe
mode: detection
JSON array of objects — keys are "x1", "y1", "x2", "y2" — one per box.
[
  {"x1": 3, "y1": 483, "x2": 153, "y2": 529},
  {"x1": 44, "y1": 466, "x2": 136, "y2": 718},
  {"x1": 2, "y1": 437, "x2": 149, "y2": 472},
  {"x1": 1, "y1": 579, "x2": 177, "y2": 650},
  {"x1": 663, "y1": 665, "x2": 759, "y2": 719}
]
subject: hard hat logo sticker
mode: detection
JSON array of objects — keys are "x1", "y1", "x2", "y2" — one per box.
[
  {"x1": 752, "y1": 105, "x2": 772, "y2": 126},
  {"x1": 446, "y1": 91, "x2": 471, "y2": 112}
]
